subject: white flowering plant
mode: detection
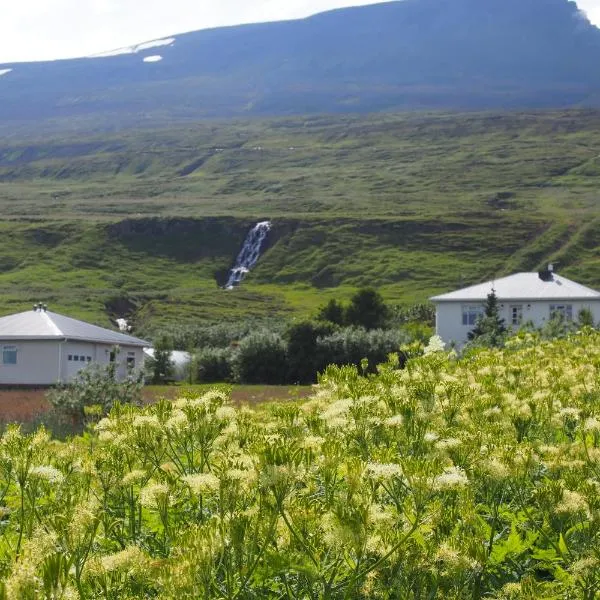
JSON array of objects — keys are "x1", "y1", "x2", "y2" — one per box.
[{"x1": 0, "y1": 330, "x2": 599, "y2": 598}]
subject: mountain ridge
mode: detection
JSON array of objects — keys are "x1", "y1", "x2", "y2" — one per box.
[{"x1": 2, "y1": 0, "x2": 600, "y2": 128}]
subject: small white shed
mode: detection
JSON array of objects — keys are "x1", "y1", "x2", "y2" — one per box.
[
  {"x1": 143, "y1": 349, "x2": 191, "y2": 381},
  {"x1": 0, "y1": 306, "x2": 149, "y2": 385},
  {"x1": 431, "y1": 268, "x2": 600, "y2": 347}
]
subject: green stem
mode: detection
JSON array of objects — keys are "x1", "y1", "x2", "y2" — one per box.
[
  {"x1": 232, "y1": 514, "x2": 278, "y2": 600},
  {"x1": 331, "y1": 516, "x2": 420, "y2": 592}
]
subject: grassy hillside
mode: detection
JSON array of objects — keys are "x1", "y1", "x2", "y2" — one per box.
[{"x1": 0, "y1": 111, "x2": 599, "y2": 334}]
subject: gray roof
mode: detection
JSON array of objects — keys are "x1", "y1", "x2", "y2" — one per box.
[
  {"x1": 0, "y1": 310, "x2": 149, "y2": 346},
  {"x1": 431, "y1": 272, "x2": 600, "y2": 302}
]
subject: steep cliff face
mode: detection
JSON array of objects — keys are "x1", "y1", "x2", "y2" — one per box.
[{"x1": 1, "y1": 0, "x2": 600, "y2": 129}]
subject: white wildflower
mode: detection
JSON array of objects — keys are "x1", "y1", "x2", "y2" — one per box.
[
  {"x1": 95, "y1": 417, "x2": 113, "y2": 432},
  {"x1": 224, "y1": 468, "x2": 256, "y2": 489},
  {"x1": 101, "y1": 546, "x2": 148, "y2": 574},
  {"x1": 384, "y1": 414, "x2": 404, "y2": 427},
  {"x1": 483, "y1": 406, "x2": 502, "y2": 418},
  {"x1": 435, "y1": 438, "x2": 462, "y2": 451},
  {"x1": 571, "y1": 556, "x2": 599, "y2": 576},
  {"x1": 321, "y1": 399, "x2": 353, "y2": 428},
  {"x1": 555, "y1": 489, "x2": 590, "y2": 517},
  {"x1": 132, "y1": 415, "x2": 161, "y2": 430},
  {"x1": 481, "y1": 457, "x2": 510, "y2": 480},
  {"x1": 302, "y1": 436, "x2": 325, "y2": 451},
  {"x1": 433, "y1": 466, "x2": 469, "y2": 491},
  {"x1": 121, "y1": 470, "x2": 147, "y2": 487},
  {"x1": 559, "y1": 407, "x2": 580, "y2": 420},
  {"x1": 183, "y1": 473, "x2": 220, "y2": 495},
  {"x1": 30, "y1": 465, "x2": 64, "y2": 485},
  {"x1": 165, "y1": 410, "x2": 187, "y2": 430},
  {"x1": 365, "y1": 462, "x2": 403, "y2": 482},
  {"x1": 584, "y1": 417, "x2": 600, "y2": 433},
  {"x1": 424, "y1": 335, "x2": 446, "y2": 355},
  {"x1": 216, "y1": 406, "x2": 237, "y2": 421},
  {"x1": 435, "y1": 541, "x2": 477, "y2": 571},
  {"x1": 140, "y1": 482, "x2": 170, "y2": 509}
]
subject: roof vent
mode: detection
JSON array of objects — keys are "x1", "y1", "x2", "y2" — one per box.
[{"x1": 538, "y1": 267, "x2": 554, "y2": 282}]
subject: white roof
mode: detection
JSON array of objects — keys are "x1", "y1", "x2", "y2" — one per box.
[
  {"x1": 431, "y1": 272, "x2": 600, "y2": 302},
  {"x1": 0, "y1": 310, "x2": 149, "y2": 346}
]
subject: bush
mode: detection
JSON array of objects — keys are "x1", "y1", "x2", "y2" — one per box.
[
  {"x1": 196, "y1": 347, "x2": 234, "y2": 383},
  {"x1": 317, "y1": 299, "x2": 346, "y2": 326},
  {"x1": 286, "y1": 321, "x2": 335, "y2": 384},
  {"x1": 148, "y1": 334, "x2": 174, "y2": 384},
  {"x1": 345, "y1": 288, "x2": 389, "y2": 330},
  {"x1": 232, "y1": 331, "x2": 288, "y2": 384},
  {"x1": 149, "y1": 318, "x2": 285, "y2": 350},
  {"x1": 316, "y1": 327, "x2": 407, "y2": 374},
  {"x1": 47, "y1": 359, "x2": 143, "y2": 425}
]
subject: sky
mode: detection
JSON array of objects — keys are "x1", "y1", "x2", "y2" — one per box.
[{"x1": 1, "y1": 0, "x2": 600, "y2": 64}]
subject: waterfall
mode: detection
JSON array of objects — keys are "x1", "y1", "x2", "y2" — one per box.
[
  {"x1": 116, "y1": 318, "x2": 131, "y2": 332},
  {"x1": 225, "y1": 221, "x2": 272, "y2": 289}
]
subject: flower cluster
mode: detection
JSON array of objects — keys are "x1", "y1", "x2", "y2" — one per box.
[{"x1": 0, "y1": 331, "x2": 596, "y2": 598}]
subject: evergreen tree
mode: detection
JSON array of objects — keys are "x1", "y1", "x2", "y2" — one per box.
[
  {"x1": 317, "y1": 299, "x2": 346, "y2": 326},
  {"x1": 467, "y1": 289, "x2": 507, "y2": 347},
  {"x1": 286, "y1": 320, "x2": 334, "y2": 384},
  {"x1": 150, "y1": 334, "x2": 174, "y2": 384},
  {"x1": 346, "y1": 288, "x2": 389, "y2": 330}
]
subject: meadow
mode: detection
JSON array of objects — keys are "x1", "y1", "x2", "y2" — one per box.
[
  {"x1": 0, "y1": 110, "x2": 599, "y2": 330},
  {"x1": 0, "y1": 330, "x2": 599, "y2": 598}
]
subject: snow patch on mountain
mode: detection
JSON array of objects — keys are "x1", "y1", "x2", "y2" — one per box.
[
  {"x1": 143, "y1": 55, "x2": 163, "y2": 63},
  {"x1": 90, "y1": 37, "x2": 175, "y2": 58},
  {"x1": 0, "y1": 69, "x2": 12, "y2": 77}
]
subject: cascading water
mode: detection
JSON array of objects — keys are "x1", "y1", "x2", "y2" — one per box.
[{"x1": 225, "y1": 221, "x2": 272, "y2": 289}]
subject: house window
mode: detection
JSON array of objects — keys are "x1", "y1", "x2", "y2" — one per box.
[
  {"x1": 2, "y1": 345, "x2": 17, "y2": 365},
  {"x1": 68, "y1": 354, "x2": 73, "y2": 361},
  {"x1": 86, "y1": 356, "x2": 92, "y2": 362},
  {"x1": 510, "y1": 305, "x2": 523, "y2": 327},
  {"x1": 79, "y1": 356, "x2": 85, "y2": 362},
  {"x1": 462, "y1": 305, "x2": 484, "y2": 326},
  {"x1": 109, "y1": 351, "x2": 116, "y2": 363},
  {"x1": 127, "y1": 352, "x2": 136, "y2": 369},
  {"x1": 73, "y1": 355, "x2": 79, "y2": 362},
  {"x1": 550, "y1": 304, "x2": 573, "y2": 321}
]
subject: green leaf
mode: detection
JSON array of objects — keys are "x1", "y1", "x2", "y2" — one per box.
[
  {"x1": 558, "y1": 533, "x2": 568, "y2": 557},
  {"x1": 490, "y1": 523, "x2": 527, "y2": 565}
]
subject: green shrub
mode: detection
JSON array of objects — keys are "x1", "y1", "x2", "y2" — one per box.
[
  {"x1": 316, "y1": 327, "x2": 407, "y2": 373},
  {"x1": 47, "y1": 359, "x2": 143, "y2": 425},
  {"x1": 286, "y1": 320, "x2": 335, "y2": 384},
  {"x1": 317, "y1": 299, "x2": 346, "y2": 326},
  {"x1": 147, "y1": 334, "x2": 175, "y2": 384},
  {"x1": 345, "y1": 288, "x2": 389, "y2": 330},
  {"x1": 196, "y1": 347, "x2": 234, "y2": 383},
  {"x1": 150, "y1": 318, "x2": 285, "y2": 350},
  {"x1": 232, "y1": 331, "x2": 288, "y2": 384}
]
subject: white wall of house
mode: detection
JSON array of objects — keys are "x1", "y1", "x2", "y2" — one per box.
[
  {"x1": 0, "y1": 340, "x2": 145, "y2": 385},
  {"x1": 62, "y1": 342, "x2": 145, "y2": 382},
  {"x1": 435, "y1": 299, "x2": 600, "y2": 347},
  {"x1": 0, "y1": 340, "x2": 61, "y2": 386}
]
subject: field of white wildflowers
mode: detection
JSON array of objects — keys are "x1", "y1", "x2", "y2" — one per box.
[{"x1": 1, "y1": 330, "x2": 600, "y2": 599}]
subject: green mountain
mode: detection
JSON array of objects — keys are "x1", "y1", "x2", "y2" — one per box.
[
  {"x1": 2, "y1": 0, "x2": 600, "y2": 129},
  {"x1": 0, "y1": 110, "x2": 598, "y2": 333}
]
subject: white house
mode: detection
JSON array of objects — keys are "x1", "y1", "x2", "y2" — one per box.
[
  {"x1": 431, "y1": 267, "x2": 600, "y2": 347},
  {"x1": 0, "y1": 305, "x2": 149, "y2": 385}
]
